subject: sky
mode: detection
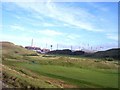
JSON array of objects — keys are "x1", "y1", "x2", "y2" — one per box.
[{"x1": 1, "y1": 1, "x2": 118, "y2": 51}]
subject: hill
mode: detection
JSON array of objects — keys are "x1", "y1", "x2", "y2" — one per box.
[
  {"x1": 47, "y1": 49, "x2": 85, "y2": 55},
  {"x1": 47, "y1": 48, "x2": 119, "y2": 60},
  {"x1": 1, "y1": 41, "x2": 38, "y2": 60},
  {"x1": 91, "y1": 48, "x2": 120, "y2": 60}
]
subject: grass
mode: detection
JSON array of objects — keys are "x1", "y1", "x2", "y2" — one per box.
[
  {"x1": 3, "y1": 59, "x2": 119, "y2": 88},
  {"x1": 21, "y1": 55, "x2": 118, "y2": 68},
  {"x1": 22, "y1": 64, "x2": 118, "y2": 88},
  {"x1": 2, "y1": 64, "x2": 59, "y2": 88}
]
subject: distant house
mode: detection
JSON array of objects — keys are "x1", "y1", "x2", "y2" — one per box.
[
  {"x1": 25, "y1": 46, "x2": 50, "y2": 54},
  {"x1": 41, "y1": 48, "x2": 50, "y2": 53},
  {"x1": 25, "y1": 46, "x2": 42, "y2": 53}
]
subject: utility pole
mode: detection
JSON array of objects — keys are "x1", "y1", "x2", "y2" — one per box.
[
  {"x1": 71, "y1": 45, "x2": 72, "y2": 51},
  {"x1": 31, "y1": 39, "x2": 33, "y2": 47},
  {"x1": 91, "y1": 46, "x2": 92, "y2": 50},
  {"x1": 79, "y1": 46, "x2": 80, "y2": 51},
  {"x1": 46, "y1": 43, "x2": 47, "y2": 49},
  {"x1": 57, "y1": 44, "x2": 58, "y2": 50}
]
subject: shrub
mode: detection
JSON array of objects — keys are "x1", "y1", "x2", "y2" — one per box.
[{"x1": 105, "y1": 58, "x2": 114, "y2": 61}]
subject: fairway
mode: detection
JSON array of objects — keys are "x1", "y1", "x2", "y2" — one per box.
[{"x1": 3, "y1": 59, "x2": 118, "y2": 88}]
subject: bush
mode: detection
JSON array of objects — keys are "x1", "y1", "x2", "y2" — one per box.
[
  {"x1": 105, "y1": 58, "x2": 114, "y2": 61},
  {"x1": 23, "y1": 53, "x2": 38, "y2": 56},
  {"x1": 94, "y1": 60, "x2": 100, "y2": 62}
]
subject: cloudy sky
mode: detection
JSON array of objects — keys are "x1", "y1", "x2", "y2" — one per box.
[{"x1": 1, "y1": 1, "x2": 118, "y2": 51}]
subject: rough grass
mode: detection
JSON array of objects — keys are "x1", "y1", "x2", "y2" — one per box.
[
  {"x1": 24, "y1": 55, "x2": 118, "y2": 70},
  {"x1": 2, "y1": 64, "x2": 58, "y2": 88},
  {"x1": 1, "y1": 42, "x2": 38, "y2": 60}
]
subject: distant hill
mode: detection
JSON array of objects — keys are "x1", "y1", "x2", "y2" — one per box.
[
  {"x1": 1, "y1": 42, "x2": 38, "y2": 60},
  {"x1": 90, "y1": 48, "x2": 120, "y2": 60},
  {"x1": 47, "y1": 48, "x2": 120, "y2": 60},
  {"x1": 47, "y1": 49, "x2": 72, "y2": 55},
  {"x1": 47, "y1": 49, "x2": 85, "y2": 55}
]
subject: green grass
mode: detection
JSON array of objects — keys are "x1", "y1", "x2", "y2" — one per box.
[
  {"x1": 20, "y1": 64, "x2": 119, "y2": 88},
  {"x1": 3, "y1": 60, "x2": 118, "y2": 88},
  {"x1": 22, "y1": 55, "x2": 118, "y2": 69}
]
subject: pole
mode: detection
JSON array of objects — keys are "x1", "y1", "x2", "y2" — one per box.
[
  {"x1": 71, "y1": 45, "x2": 72, "y2": 51},
  {"x1": 31, "y1": 39, "x2": 33, "y2": 47},
  {"x1": 46, "y1": 43, "x2": 47, "y2": 48},
  {"x1": 79, "y1": 46, "x2": 80, "y2": 50},
  {"x1": 57, "y1": 44, "x2": 58, "y2": 50}
]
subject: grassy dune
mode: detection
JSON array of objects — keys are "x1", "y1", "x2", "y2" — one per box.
[{"x1": 1, "y1": 42, "x2": 38, "y2": 60}]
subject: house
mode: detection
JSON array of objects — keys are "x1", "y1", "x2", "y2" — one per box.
[
  {"x1": 25, "y1": 46, "x2": 50, "y2": 54},
  {"x1": 41, "y1": 48, "x2": 50, "y2": 53},
  {"x1": 25, "y1": 46, "x2": 41, "y2": 53}
]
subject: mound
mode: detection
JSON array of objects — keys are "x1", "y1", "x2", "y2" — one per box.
[
  {"x1": 47, "y1": 49, "x2": 85, "y2": 55},
  {"x1": 91, "y1": 48, "x2": 120, "y2": 60},
  {"x1": 47, "y1": 49, "x2": 72, "y2": 55},
  {"x1": 47, "y1": 48, "x2": 120, "y2": 60},
  {"x1": 1, "y1": 42, "x2": 38, "y2": 59}
]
